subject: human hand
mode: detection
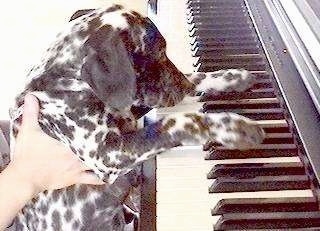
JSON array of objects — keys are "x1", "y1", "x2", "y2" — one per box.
[{"x1": 8, "y1": 94, "x2": 104, "y2": 196}]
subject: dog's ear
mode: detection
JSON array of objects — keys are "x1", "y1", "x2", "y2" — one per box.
[
  {"x1": 81, "y1": 25, "x2": 136, "y2": 110},
  {"x1": 69, "y1": 9, "x2": 95, "y2": 21}
]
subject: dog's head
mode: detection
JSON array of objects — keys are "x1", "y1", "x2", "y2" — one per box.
[{"x1": 74, "y1": 6, "x2": 194, "y2": 112}]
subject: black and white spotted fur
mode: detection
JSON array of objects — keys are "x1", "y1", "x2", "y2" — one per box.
[{"x1": 5, "y1": 4, "x2": 265, "y2": 231}]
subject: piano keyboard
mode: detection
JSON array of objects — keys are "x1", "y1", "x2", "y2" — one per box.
[{"x1": 140, "y1": 0, "x2": 320, "y2": 230}]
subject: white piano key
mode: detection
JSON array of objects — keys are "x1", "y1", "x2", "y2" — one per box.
[{"x1": 156, "y1": 147, "x2": 312, "y2": 231}]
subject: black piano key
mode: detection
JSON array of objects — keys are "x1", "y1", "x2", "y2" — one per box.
[
  {"x1": 194, "y1": 55, "x2": 263, "y2": 66},
  {"x1": 192, "y1": 54, "x2": 264, "y2": 65},
  {"x1": 190, "y1": 27, "x2": 253, "y2": 37},
  {"x1": 195, "y1": 61, "x2": 265, "y2": 71},
  {"x1": 205, "y1": 133, "x2": 294, "y2": 147},
  {"x1": 263, "y1": 126, "x2": 290, "y2": 133},
  {"x1": 212, "y1": 197, "x2": 318, "y2": 215},
  {"x1": 263, "y1": 132, "x2": 294, "y2": 144},
  {"x1": 252, "y1": 81, "x2": 274, "y2": 89},
  {"x1": 190, "y1": 34, "x2": 256, "y2": 45},
  {"x1": 188, "y1": 11, "x2": 248, "y2": 20},
  {"x1": 188, "y1": 21, "x2": 251, "y2": 31},
  {"x1": 188, "y1": 7, "x2": 246, "y2": 14},
  {"x1": 202, "y1": 99, "x2": 280, "y2": 110},
  {"x1": 205, "y1": 108, "x2": 285, "y2": 120},
  {"x1": 188, "y1": 2, "x2": 245, "y2": 9},
  {"x1": 190, "y1": 30, "x2": 256, "y2": 40},
  {"x1": 214, "y1": 211, "x2": 320, "y2": 230},
  {"x1": 209, "y1": 175, "x2": 310, "y2": 193},
  {"x1": 188, "y1": 15, "x2": 249, "y2": 24},
  {"x1": 188, "y1": 2, "x2": 242, "y2": 7},
  {"x1": 203, "y1": 99, "x2": 280, "y2": 110},
  {"x1": 207, "y1": 162, "x2": 304, "y2": 179},
  {"x1": 204, "y1": 144, "x2": 298, "y2": 159},
  {"x1": 197, "y1": 61, "x2": 265, "y2": 71},
  {"x1": 199, "y1": 89, "x2": 276, "y2": 101}
]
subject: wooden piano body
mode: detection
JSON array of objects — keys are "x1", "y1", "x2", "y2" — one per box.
[{"x1": 140, "y1": 0, "x2": 320, "y2": 230}]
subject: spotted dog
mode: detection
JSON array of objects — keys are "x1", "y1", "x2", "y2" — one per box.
[{"x1": 7, "y1": 4, "x2": 265, "y2": 231}]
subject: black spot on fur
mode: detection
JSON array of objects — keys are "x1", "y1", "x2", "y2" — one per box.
[
  {"x1": 89, "y1": 150, "x2": 95, "y2": 158},
  {"x1": 15, "y1": 219, "x2": 24, "y2": 230},
  {"x1": 70, "y1": 146, "x2": 77, "y2": 154},
  {"x1": 103, "y1": 155, "x2": 110, "y2": 166},
  {"x1": 112, "y1": 214, "x2": 122, "y2": 229},
  {"x1": 94, "y1": 192, "x2": 118, "y2": 210},
  {"x1": 221, "y1": 116, "x2": 231, "y2": 124},
  {"x1": 102, "y1": 172, "x2": 111, "y2": 183},
  {"x1": 27, "y1": 72, "x2": 59, "y2": 93},
  {"x1": 222, "y1": 138, "x2": 232, "y2": 144},
  {"x1": 95, "y1": 131, "x2": 104, "y2": 143},
  {"x1": 41, "y1": 220, "x2": 47, "y2": 230},
  {"x1": 106, "y1": 113, "x2": 118, "y2": 127},
  {"x1": 40, "y1": 202, "x2": 48, "y2": 215},
  {"x1": 65, "y1": 186, "x2": 76, "y2": 206},
  {"x1": 216, "y1": 123, "x2": 222, "y2": 129},
  {"x1": 51, "y1": 210, "x2": 62, "y2": 230},
  {"x1": 105, "y1": 131, "x2": 121, "y2": 150},
  {"x1": 81, "y1": 202, "x2": 95, "y2": 225},
  {"x1": 63, "y1": 36, "x2": 70, "y2": 42},
  {"x1": 51, "y1": 189, "x2": 62, "y2": 202},
  {"x1": 64, "y1": 209, "x2": 73, "y2": 222},
  {"x1": 58, "y1": 78, "x2": 73, "y2": 87},
  {"x1": 79, "y1": 16, "x2": 103, "y2": 39},
  {"x1": 77, "y1": 185, "x2": 88, "y2": 200},
  {"x1": 78, "y1": 149, "x2": 84, "y2": 156},
  {"x1": 226, "y1": 73, "x2": 242, "y2": 81},
  {"x1": 77, "y1": 119, "x2": 96, "y2": 131},
  {"x1": 72, "y1": 220, "x2": 80, "y2": 230},
  {"x1": 65, "y1": 111, "x2": 78, "y2": 121},
  {"x1": 105, "y1": 4, "x2": 123, "y2": 13},
  {"x1": 210, "y1": 132, "x2": 217, "y2": 137},
  {"x1": 56, "y1": 45, "x2": 63, "y2": 51},
  {"x1": 41, "y1": 114, "x2": 74, "y2": 140}
]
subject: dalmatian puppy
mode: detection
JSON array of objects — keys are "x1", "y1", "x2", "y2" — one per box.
[{"x1": 7, "y1": 4, "x2": 265, "y2": 231}]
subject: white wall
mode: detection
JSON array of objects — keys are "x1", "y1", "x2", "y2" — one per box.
[{"x1": 0, "y1": 0, "x2": 147, "y2": 119}]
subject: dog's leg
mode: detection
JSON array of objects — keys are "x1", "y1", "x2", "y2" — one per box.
[
  {"x1": 133, "y1": 111, "x2": 264, "y2": 151},
  {"x1": 186, "y1": 69, "x2": 256, "y2": 97},
  {"x1": 94, "y1": 111, "x2": 265, "y2": 184}
]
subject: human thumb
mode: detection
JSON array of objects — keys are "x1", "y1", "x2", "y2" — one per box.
[
  {"x1": 78, "y1": 172, "x2": 106, "y2": 185},
  {"x1": 21, "y1": 94, "x2": 41, "y2": 130}
]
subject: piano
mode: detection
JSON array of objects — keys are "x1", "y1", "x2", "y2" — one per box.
[{"x1": 139, "y1": 0, "x2": 320, "y2": 230}]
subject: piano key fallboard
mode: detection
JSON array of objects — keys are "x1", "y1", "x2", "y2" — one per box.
[{"x1": 140, "y1": 0, "x2": 320, "y2": 230}]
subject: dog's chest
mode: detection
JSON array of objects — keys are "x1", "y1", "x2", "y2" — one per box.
[{"x1": 16, "y1": 185, "x2": 126, "y2": 231}]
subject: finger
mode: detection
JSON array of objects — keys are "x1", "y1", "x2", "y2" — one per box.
[
  {"x1": 70, "y1": 157, "x2": 92, "y2": 171},
  {"x1": 21, "y1": 94, "x2": 41, "y2": 130},
  {"x1": 77, "y1": 172, "x2": 106, "y2": 185},
  {"x1": 78, "y1": 163, "x2": 92, "y2": 171}
]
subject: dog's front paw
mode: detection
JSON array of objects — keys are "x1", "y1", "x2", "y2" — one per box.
[
  {"x1": 208, "y1": 112, "x2": 265, "y2": 150},
  {"x1": 189, "y1": 69, "x2": 256, "y2": 96}
]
